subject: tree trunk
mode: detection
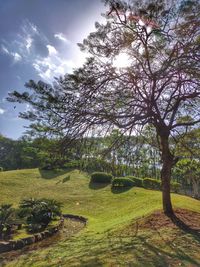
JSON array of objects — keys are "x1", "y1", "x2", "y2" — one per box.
[
  {"x1": 160, "y1": 134, "x2": 174, "y2": 216},
  {"x1": 0, "y1": 225, "x2": 4, "y2": 239},
  {"x1": 192, "y1": 179, "x2": 200, "y2": 199}
]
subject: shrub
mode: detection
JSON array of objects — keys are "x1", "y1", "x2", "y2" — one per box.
[
  {"x1": 90, "y1": 172, "x2": 113, "y2": 183},
  {"x1": 127, "y1": 176, "x2": 143, "y2": 187},
  {"x1": 143, "y1": 178, "x2": 161, "y2": 190},
  {"x1": 0, "y1": 167, "x2": 3, "y2": 172},
  {"x1": 40, "y1": 164, "x2": 54, "y2": 170},
  {"x1": 171, "y1": 181, "x2": 181, "y2": 193},
  {"x1": 111, "y1": 177, "x2": 134, "y2": 188},
  {"x1": 19, "y1": 198, "x2": 62, "y2": 233},
  {"x1": 0, "y1": 204, "x2": 16, "y2": 239},
  {"x1": 63, "y1": 160, "x2": 81, "y2": 170}
]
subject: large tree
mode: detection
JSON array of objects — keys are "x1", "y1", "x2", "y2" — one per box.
[{"x1": 8, "y1": 0, "x2": 200, "y2": 215}]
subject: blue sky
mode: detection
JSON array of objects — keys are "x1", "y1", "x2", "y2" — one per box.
[{"x1": 0, "y1": 0, "x2": 105, "y2": 139}]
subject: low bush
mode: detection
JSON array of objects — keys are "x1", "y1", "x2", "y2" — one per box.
[
  {"x1": 90, "y1": 172, "x2": 113, "y2": 183},
  {"x1": 143, "y1": 178, "x2": 161, "y2": 190},
  {"x1": 63, "y1": 160, "x2": 81, "y2": 170},
  {"x1": 143, "y1": 178, "x2": 181, "y2": 193},
  {"x1": 111, "y1": 177, "x2": 134, "y2": 188},
  {"x1": 19, "y1": 198, "x2": 62, "y2": 233},
  {"x1": 127, "y1": 176, "x2": 143, "y2": 187},
  {"x1": 40, "y1": 164, "x2": 54, "y2": 170},
  {"x1": 0, "y1": 167, "x2": 3, "y2": 172}
]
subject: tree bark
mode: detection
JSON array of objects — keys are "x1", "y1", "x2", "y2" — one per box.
[
  {"x1": 192, "y1": 179, "x2": 200, "y2": 199},
  {"x1": 159, "y1": 133, "x2": 174, "y2": 216}
]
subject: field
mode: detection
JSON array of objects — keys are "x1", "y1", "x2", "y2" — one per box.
[{"x1": 0, "y1": 168, "x2": 200, "y2": 267}]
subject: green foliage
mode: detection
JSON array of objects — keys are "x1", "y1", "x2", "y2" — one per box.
[
  {"x1": 111, "y1": 177, "x2": 134, "y2": 188},
  {"x1": 19, "y1": 198, "x2": 62, "y2": 233},
  {"x1": 90, "y1": 172, "x2": 113, "y2": 183},
  {"x1": 127, "y1": 176, "x2": 143, "y2": 187},
  {"x1": 176, "y1": 158, "x2": 200, "y2": 178},
  {"x1": 0, "y1": 204, "x2": 16, "y2": 238},
  {"x1": 171, "y1": 181, "x2": 181, "y2": 193},
  {"x1": 143, "y1": 178, "x2": 161, "y2": 190},
  {"x1": 81, "y1": 158, "x2": 112, "y2": 173},
  {"x1": 143, "y1": 178, "x2": 181, "y2": 193},
  {"x1": 175, "y1": 158, "x2": 200, "y2": 198},
  {"x1": 63, "y1": 160, "x2": 81, "y2": 170}
]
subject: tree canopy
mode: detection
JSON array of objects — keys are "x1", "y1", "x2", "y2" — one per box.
[{"x1": 7, "y1": 0, "x2": 200, "y2": 215}]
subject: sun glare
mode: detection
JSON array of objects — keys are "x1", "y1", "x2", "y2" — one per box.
[{"x1": 113, "y1": 53, "x2": 131, "y2": 68}]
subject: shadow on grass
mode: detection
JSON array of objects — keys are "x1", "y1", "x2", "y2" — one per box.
[
  {"x1": 39, "y1": 169, "x2": 69, "y2": 179},
  {"x1": 89, "y1": 181, "x2": 110, "y2": 190},
  {"x1": 111, "y1": 186, "x2": 133, "y2": 194},
  {"x1": 65, "y1": 226, "x2": 200, "y2": 267},
  {"x1": 168, "y1": 213, "x2": 200, "y2": 243},
  {"x1": 1, "y1": 218, "x2": 200, "y2": 267}
]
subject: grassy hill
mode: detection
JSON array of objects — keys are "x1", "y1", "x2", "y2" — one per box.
[{"x1": 0, "y1": 168, "x2": 200, "y2": 266}]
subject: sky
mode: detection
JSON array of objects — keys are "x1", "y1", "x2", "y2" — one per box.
[{"x1": 0, "y1": 0, "x2": 106, "y2": 139}]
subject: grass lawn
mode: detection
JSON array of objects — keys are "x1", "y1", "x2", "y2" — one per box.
[{"x1": 0, "y1": 168, "x2": 200, "y2": 266}]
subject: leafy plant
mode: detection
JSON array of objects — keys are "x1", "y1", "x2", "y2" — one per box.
[
  {"x1": 0, "y1": 204, "x2": 16, "y2": 239},
  {"x1": 19, "y1": 198, "x2": 62, "y2": 233}
]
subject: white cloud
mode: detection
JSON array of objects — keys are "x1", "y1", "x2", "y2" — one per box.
[
  {"x1": 0, "y1": 108, "x2": 5, "y2": 115},
  {"x1": 1, "y1": 45, "x2": 9, "y2": 54},
  {"x1": 33, "y1": 52, "x2": 75, "y2": 82},
  {"x1": 17, "y1": 20, "x2": 48, "y2": 56},
  {"x1": 1, "y1": 20, "x2": 75, "y2": 81},
  {"x1": 21, "y1": 20, "x2": 39, "y2": 36},
  {"x1": 1, "y1": 44, "x2": 22, "y2": 63},
  {"x1": 47, "y1": 44, "x2": 58, "y2": 55},
  {"x1": 25, "y1": 36, "x2": 33, "y2": 52},
  {"x1": 54, "y1": 33, "x2": 70, "y2": 43},
  {"x1": 12, "y1": 52, "x2": 22, "y2": 62}
]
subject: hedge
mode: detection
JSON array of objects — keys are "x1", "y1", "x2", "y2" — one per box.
[
  {"x1": 143, "y1": 178, "x2": 161, "y2": 190},
  {"x1": 90, "y1": 172, "x2": 113, "y2": 183},
  {"x1": 126, "y1": 176, "x2": 143, "y2": 187},
  {"x1": 111, "y1": 177, "x2": 135, "y2": 188}
]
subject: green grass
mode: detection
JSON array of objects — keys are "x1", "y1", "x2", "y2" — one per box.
[{"x1": 0, "y1": 168, "x2": 200, "y2": 266}]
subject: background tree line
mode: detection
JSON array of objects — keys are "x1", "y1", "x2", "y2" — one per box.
[{"x1": 1, "y1": 127, "x2": 199, "y2": 199}]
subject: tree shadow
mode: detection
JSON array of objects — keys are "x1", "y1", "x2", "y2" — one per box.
[
  {"x1": 167, "y1": 213, "x2": 200, "y2": 243},
  {"x1": 136, "y1": 215, "x2": 200, "y2": 266},
  {"x1": 136, "y1": 235, "x2": 200, "y2": 267},
  {"x1": 88, "y1": 181, "x2": 110, "y2": 190},
  {"x1": 111, "y1": 186, "x2": 133, "y2": 194},
  {"x1": 39, "y1": 169, "x2": 69, "y2": 179}
]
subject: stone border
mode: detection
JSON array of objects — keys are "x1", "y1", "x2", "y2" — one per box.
[{"x1": 0, "y1": 214, "x2": 87, "y2": 254}]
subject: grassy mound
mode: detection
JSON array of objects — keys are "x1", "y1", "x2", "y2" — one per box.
[{"x1": 0, "y1": 168, "x2": 200, "y2": 266}]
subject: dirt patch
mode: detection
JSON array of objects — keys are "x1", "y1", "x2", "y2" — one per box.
[{"x1": 139, "y1": 209, "x2": 200, "y2": 231}]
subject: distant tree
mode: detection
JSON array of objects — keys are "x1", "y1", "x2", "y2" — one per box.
[
  {"x1": 175, "y1": 128, "x2": 200, "y2": 159},
  {"x1": 176, "y1": 159, "x2": 200, "y2": 198},
  {"x1": 8, "y1": 0, "x2": 200, "y2": 215}
]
